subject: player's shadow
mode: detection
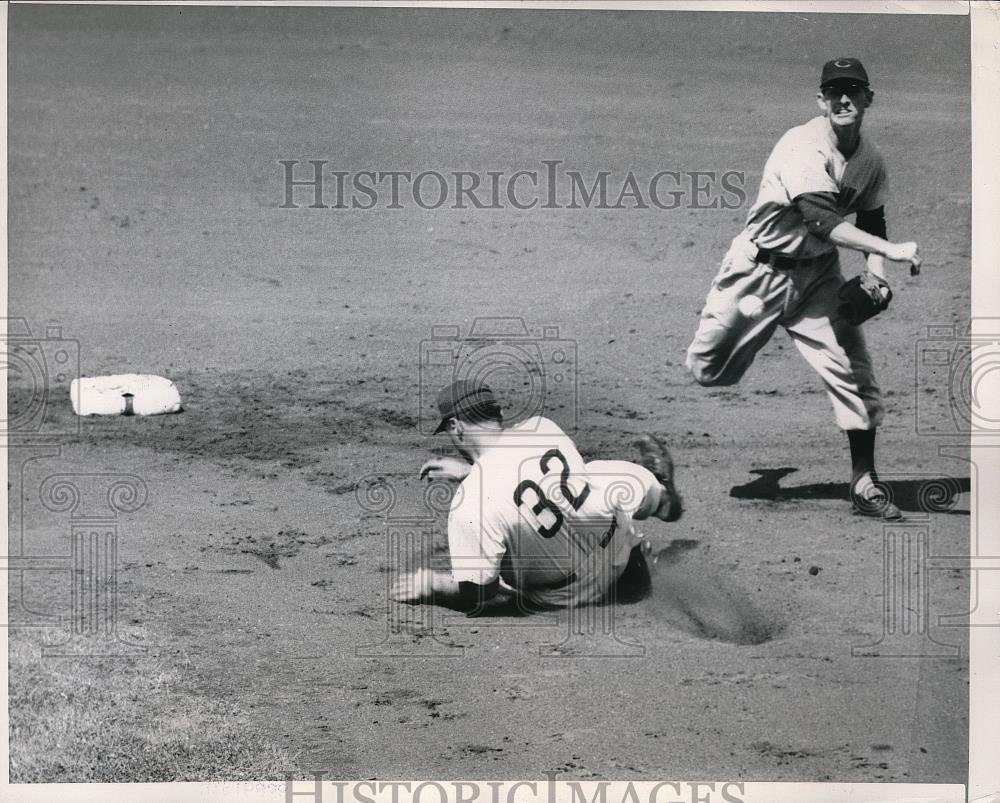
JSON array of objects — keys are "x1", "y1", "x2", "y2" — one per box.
[{"x1": 729, "y1": 467, "x2": 970, "y2": 515}]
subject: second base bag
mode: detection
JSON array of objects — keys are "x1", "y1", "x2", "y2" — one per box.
[{"x1": 70, "y1": 374, "x2": 183, "y2": 416}]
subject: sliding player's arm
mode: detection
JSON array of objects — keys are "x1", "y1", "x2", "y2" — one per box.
[
  {"x1": 389, "y1": 569, "x2": 500, "y2": 612},
  {"x1": 391, "y1": 471, "x2": 507, "y2": 614},
  {"x1": 390, "y1": 569, "x2": 501, "y2": 613}
]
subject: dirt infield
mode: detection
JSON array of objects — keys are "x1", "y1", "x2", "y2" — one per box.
[{"x1": 8, "y1": 6, "x2": 971, "y2": 783}]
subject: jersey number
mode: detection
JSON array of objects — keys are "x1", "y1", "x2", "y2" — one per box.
[{"x1": 512, "y1": 448, "x2": 591, "y2": 539}]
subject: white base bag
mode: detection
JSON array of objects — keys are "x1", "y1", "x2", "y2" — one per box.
[{"x1": 71, "y1": 374, "x2": 183, "y2": 416}]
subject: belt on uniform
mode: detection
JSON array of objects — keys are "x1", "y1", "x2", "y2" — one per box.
[
  {"x1": 539, "y1": 572, "x2": 577, "y2": 591},
  {"x1": 754, "y1": 248, "x2": 830, "y2": 270}
]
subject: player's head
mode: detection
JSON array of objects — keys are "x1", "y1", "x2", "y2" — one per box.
[
  {"x1": 433, "y1": 379, "x2": 504, "y2": 439},
  {"x1": 816, "y1": 57, "x2": 874, "y2": 127}
]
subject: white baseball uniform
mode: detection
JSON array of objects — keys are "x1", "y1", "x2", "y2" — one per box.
[
  {"x1": 446, "y1": 416, "x2": 658, "y2": 608},
  {"x1": 686, "y1": 115, "x2": 887, "y2": 431}
]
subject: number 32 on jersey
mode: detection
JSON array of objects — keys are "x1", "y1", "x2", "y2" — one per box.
[{"x1": 512, "y1": 448, "x2": 616, "y2": 549}]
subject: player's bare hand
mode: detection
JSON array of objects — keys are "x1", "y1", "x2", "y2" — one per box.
[
  {"x1": 885, "y1": 241, "x2": 921, "y2": 273},
  {"x1": 390, "y1": 569, "x2": 432, "y2": 604},
  {"x1": 419, "y1": 457, "x2": 472, "y2": 482}
]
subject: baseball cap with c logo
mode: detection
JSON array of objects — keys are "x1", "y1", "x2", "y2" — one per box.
[{"x1": 820, "y1": 57, "x2": 870, "y2": 88}]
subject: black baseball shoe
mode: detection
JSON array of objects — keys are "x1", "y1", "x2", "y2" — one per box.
[
  {"x1": 850, "y1": 472, "x2": 903, "y2": 521},
  {"x1": 634, "y1": 434, "x2": 683, "y2": 522}
]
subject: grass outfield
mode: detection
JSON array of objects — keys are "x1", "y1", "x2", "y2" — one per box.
[{"x1": 8, "y1": 630, "x2": 294, "y2": 782}]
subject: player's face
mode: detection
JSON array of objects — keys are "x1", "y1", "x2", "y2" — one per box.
[
  {"x1": 445, "y1": 419, "x2": 476, "y2": 463},
  {"x1": 817, "y1": 82, "x2": 872, "y2": 127}
]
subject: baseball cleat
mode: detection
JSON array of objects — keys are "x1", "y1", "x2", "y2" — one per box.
[
  {"x1": 850, "y1": 473, "x2": 903, "y2": 520},
  {"x1": 634, "y1": 434, "x2": 684, "y2": 522}
]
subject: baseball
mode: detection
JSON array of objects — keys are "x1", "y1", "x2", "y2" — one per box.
[{"x1": 737, "y1": 295, "x2": 765, "y2": 319}]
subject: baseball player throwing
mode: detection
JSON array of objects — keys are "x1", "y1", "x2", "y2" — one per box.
[
  {"x1": 391, "y1": 379, "x2": 683, "y2": 611},
  {"x1": 685, "y1": 58, "x2": 921, "y2": 520}
]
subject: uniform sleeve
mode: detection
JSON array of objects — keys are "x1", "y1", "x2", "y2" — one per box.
[
  {"x1": 447, "y1": 472, "x2": 506, "y2": 585},
  {"x1": 795, "y1": 191, "x2": 845, "y2": 240},
  {"x1": 772, "y1": 135, "x2": 838, "y2": 200}
]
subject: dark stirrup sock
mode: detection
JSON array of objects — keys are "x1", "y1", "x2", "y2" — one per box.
[{"x1": 847, "y1": 428, "x2": 877, "y2": 485}]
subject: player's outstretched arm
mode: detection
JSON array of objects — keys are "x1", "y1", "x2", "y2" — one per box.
[
  {"x1": 391, "y1": 568, "x2": 502, "y2": 613},
  {"x1": 855, "y1": 206, "x2": 889, "y2": 279},
  {"x1": 419, "y1": 456, "x2": 473, "y2": 482},
  {"x1": 829, "y1": 221, "x2": 921, "y2": 273},
  {"x1": 864, "y1": 252, "x2": 887, "y2": 279}
]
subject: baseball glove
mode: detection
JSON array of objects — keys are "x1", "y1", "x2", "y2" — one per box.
[{"x1": 837, "y1": 272, "x2": 892, "y2": 326}]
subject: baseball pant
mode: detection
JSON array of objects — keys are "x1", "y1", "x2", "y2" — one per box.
[
  {"x1": 685, "y1": 232, "x2": 884, "y2": 431},
  {"x1": 519, "y1": 460, "x2": 658, "y2": 608}
]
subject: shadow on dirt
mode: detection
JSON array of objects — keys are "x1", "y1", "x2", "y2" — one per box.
[{"x1": 730, "y1": 467, "x2": 969, "y2": 515}]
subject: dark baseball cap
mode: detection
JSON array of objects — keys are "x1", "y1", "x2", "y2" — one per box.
[
  {"x1": 820, "y1": 57, "x2": 870, "y2": 88},
  {"x1": 433, "y1": 379, "x2": 502, "y2": 434}
]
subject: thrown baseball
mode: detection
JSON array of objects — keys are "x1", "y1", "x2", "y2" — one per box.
[{"x1": 738, "y1": 295, "x2": 765, "y2": 319}]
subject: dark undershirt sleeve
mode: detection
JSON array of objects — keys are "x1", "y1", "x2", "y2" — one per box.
[
  {"x1": 794, "y1": 191, "x2": 845, "y2": 241},
  {"x1": 855, "y1": 205, "x2": 887, "y2": 240},
  {"x1": 457, "y1": 579, "x2": 501, "y2": 614}
]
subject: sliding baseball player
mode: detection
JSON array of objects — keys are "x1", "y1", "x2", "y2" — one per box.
[{"x1": 391, "y1": 379, "x2": 683, "y2": 611}]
